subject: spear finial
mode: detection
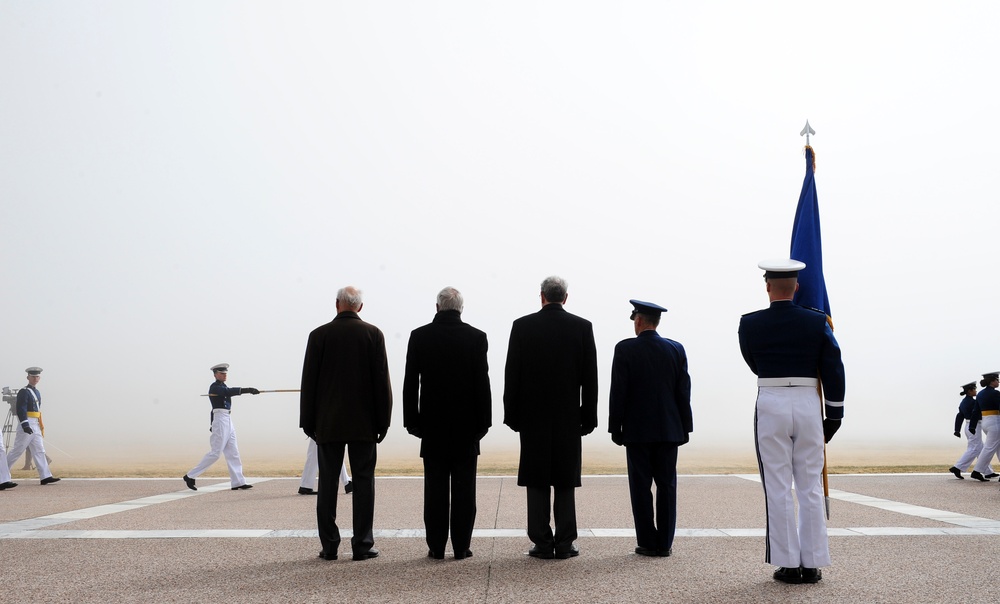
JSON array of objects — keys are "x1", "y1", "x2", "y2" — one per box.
[{"x1": 800, "y1": 120, "x2": 815, "y2": 146}]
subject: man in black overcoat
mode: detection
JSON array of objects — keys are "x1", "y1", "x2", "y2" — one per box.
[
  {"x1": 503, "y1": 276, "x2": 598, "y2": 559},
  {"x1": 403, "y1": 286, "x2": 492, "y2": 560},
  {"x1": 608, "y1": 300, "x2": 692, "y2": 557},
  {"x1": 300, "y1": 286, "x2": 392, "y2": 562}
]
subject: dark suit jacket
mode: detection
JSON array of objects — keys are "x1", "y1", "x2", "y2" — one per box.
[
  {"x1": 503, "y1": 303, "x2": 598, "y2": 488},
  {"x1": 608, "y1": 330, "x2": 692, "y2": 444},
  {"x1": 299, "y1": 311, "x2": 393, "y2": 444},
  {"x1": 402, "y1": 309, "x2": 492, "y2": 458}
]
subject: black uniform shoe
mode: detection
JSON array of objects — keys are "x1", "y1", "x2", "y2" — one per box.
[
  {"x1": 949, "y1": 466, "x2": 964, "y2": 479},
  {"x1": 773, "y1": 567, "x2": 803, "y2": 584},
  {"x1": 0, "y1": 481, "x2": 17, "y2": 490},
  {"x1": 231, "y1": 484, "x2": 253, "y2": 490},
  {"x1": 298, "y1": 487, "x2": 317, "y2": 495},
  {"x1": 986, "y1": 473, "x2": 999, "y2": 479},
  {"x1": 344, "y1": 481, "x2": 353, "y2": 494},
  {"x1": 318, "y1": 550, "x2": 337, "y2": 561},
  {"x1": 427, "y1": 550, "x2": 444, "y2": 560},
  {"x1": 40, "y1": 476, "x2": 61, "y2": 485},
  {"x1": 454, "y1": 549, "x2": 473, "y2": 560},
  {"x1": 800, "y1": 567, "x2": 822, "y2": 583},
  {"x1": 634, "y1": 546, "x2": 658, "y2": 557},
  {"x1": 183, "y1": 475, "x2": 197, "y2": 491},
  {"x1": 527, "y1": 545, "x2": 555, "y2": 559},
  {"x1": 971, "y1": 471, "x2": 988, "y2": 482},
  {"x1": 352, "y1": 548, "x2": 379, "y2": 561},
  {"x1": 657, "y1": 548, "x2": 672, "y2": 557},
  {"x1": 555, "y1": 544, "x2": 580, "y2": 559}
]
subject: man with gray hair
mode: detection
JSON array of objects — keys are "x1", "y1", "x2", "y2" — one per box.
[
  {"x1": 403, "y1": 286, "x2": 492, "y2": 560},
  {"x1": 300, "y1": 286, "x2": 392, "y2": 561},
  {"x1": 504, "y1": 276, "x2": 598, "y2": 559}
]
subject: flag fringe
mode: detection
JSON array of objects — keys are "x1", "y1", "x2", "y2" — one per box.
[{"x1": 804, "y1": 145, "x2": 817, "y2": 172}]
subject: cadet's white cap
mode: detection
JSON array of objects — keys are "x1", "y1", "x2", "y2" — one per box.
[
  {"x1": 211, "y1": 363, "x2": 230, "y2": 373},
  {"x1": 25, "y1": 367, "x2": 43, "y2": 376},
  {"x1": 758, "y1": 258, "x2": 806, "y2": 279}
]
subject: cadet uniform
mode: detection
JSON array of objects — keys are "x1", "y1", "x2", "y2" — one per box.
[
  {"x1": 0, "y1": 392, "x2": 14, "y2": 489},
  {"x1": 950, "y1": 382, "x2": 986, "y2": 479},
  {"x1": 298, "y1": 438, "x2": 352, "y2": 495},
  {"x1": 739, "y1": 260, "x2": 845, "y2": 584},
  {"x1": 6, "y1": 367, "x2": 59, "y2": 485},
  {"x1": 971, "y1": 372, "x2": 1000, "y2": 482},
  {"x1": 183, "y1": 363, "x2": 259, "y2": 491}
]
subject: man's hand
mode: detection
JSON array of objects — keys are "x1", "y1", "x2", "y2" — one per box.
[
  {"x1": 242, "y1": 387, "x2": 260, "y2": 395},
  {"x1": 955, "y1": 431, "x2": 961, "y2": 438},
  {"x1": 21, "y1": 422, "x2": 33, "y2": 435},
  {"x1": 823, "y1": 418, "x2": 841, "y2": 443},
  {"x1": 610, "y1": 429, "x2": 623, "y2": 446}
]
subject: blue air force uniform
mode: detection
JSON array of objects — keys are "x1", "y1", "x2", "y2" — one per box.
[
  {"x1": 738, "y1": 260, "x2": 845, "y2": 574},
  {"x1": 608, "y1": 300, "x2": 692, "y2": 556}
]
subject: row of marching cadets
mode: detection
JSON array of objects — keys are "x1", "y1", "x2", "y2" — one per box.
[
  {"x1": 1, "y1": 366, "x2": 61, "y2": 491},
  {"x1": 950, "y1": 372, "x2": 1000, "y2": 484}
]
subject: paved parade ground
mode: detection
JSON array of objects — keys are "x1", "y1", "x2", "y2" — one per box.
[{"x1": 2, "y1": 473, "x2": 999, "y2": 603}]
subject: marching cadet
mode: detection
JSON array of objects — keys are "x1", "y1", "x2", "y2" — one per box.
[
  {"x1": 183, "y1": 363, "x2": 259, "y2": 491},
  {"x1": 5, "y1": 367, "x2": 60, "y2": 485},
  {"x1": 738, "y1": 259, "x2": 845, "y2": 584},
  {"x1": 949, "y1": 382, "x2": 989, "y2": 479},
  {"x1": 970, "y1": 372, "x2": 1000, "y2": 482}
]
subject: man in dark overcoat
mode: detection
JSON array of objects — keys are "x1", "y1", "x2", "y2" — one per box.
[
  {"x1": 503, "y1": 276, "x2": 598, "y2": 559},
  {"x1": 608, "y1": 300, "x2": 692, "y2": 557},
  {"x1": 403, "y1": 286, "x2": 492, "y2": 560},
  {"x1": 300, "y1": 286, "x2": 392, "y2": 562}
]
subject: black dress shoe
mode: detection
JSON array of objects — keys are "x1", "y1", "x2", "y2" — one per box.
[
  {"x1": 555, "y1": 544, "x2": 580, "y2": 559},
  {"x1": 352, "y1": 548, "x2": 379, "y2": 561},
  {"x1": 527, "y1": 545, "x2": 554, "y2": 559},
  {"x1": 231, "y1": 484, "x2": 253, "y2": 490},
  {"x1": 298, "y1": 487, "x2": 317, "y2": 495},
  {"x1": 0, "y1": 481, "x2": 17, "y2": 490},
  {"x1": 428, "y1": 550, "x2": 444, "y2": 560},
  {"x1": 183, "y1": 475, "x2": 197, "y2": 491},
  {"x1": 40, "y1": 476, "x2": 61, "y2": 485},
  {"x1": 971, "y1": 471, "x2": 988, "y2": 482},
  {"x1": 773, "y1": 567, "x2": 803, "y2": 584},
  {"x1": 344, "y1": 481, "x2": 353, "y2": 494},
  {"x1": 949, "y1": 466, "x2": 964, "y2": 479},
  {"x1": 800, "y1": 567, "x2": 822, "y2": 583},
  {"x1": 635, "y1": 546, "x2": 658, "y2": 557},
  {"x1": 657, "y1": 548, "x2": 672, "y2": 557},
  {"x1": 986, "y1": 473, "x2": 999, "y2": 479},
  {"x1": 318, "y1": 550, "x2": 337, "y2": 561},
  {"x1": 454, "y1": 549, "x2": 473, "y2": 560}
]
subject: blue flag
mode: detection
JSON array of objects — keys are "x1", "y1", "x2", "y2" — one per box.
[{"x1": 790, "y1": 145, "x2": 831, "y2": 318}]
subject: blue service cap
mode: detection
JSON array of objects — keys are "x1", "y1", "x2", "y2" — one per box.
[
  {"x1": 629, "y1": 299, "x2": 668, "y2": 319},
  {"x1": 961, "y1": 382, "x2": 977, "y2": 395},
  {"x1": 758, "y1": 258, "x2": 806, "y2": 279},
  {"x1": 25, "y1": 366, "x2": 42, "y2": 376},
  {"x1": 211, "y1": 363, "x2": 230, "y2": 373}
]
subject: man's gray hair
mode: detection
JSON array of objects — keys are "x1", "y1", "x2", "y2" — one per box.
[
  {"x1": 540, "y1": 276, "x2": 568, "y2": 304},
  {"x1": 437, "y1": 287, "x2": 464, "y2": 312},
  {"x1": 336, "y1": 286, "x2": 363, "y2": 311}
]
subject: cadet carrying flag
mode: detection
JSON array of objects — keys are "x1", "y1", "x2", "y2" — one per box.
[{"x1": 789, "y1": 144, "x2": 832, "y2": 321}]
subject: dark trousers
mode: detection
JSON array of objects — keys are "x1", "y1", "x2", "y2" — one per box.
[
  {"x1": 423, "y1": 453, "x2": 478, "y2": 554},
  {"x1": 526, "y1": 485, "x2": 577, "y2": 552},
  {"x1": 317, "y1": 441, "x2": 377, "y2": 556},
  {"x1": 625, "y1": 442, "x2": 679, "y2": 551}
]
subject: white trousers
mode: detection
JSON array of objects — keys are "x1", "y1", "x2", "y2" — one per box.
[
  {"x1": 5, "y1": 417, "x2": 52, "y2": 480},
  {"x1": 0, "y1": 431, "x2": 11, "y2": 483},
  {"x1": 299, "y1": 438, "x2": 350, "y2": 490},
  {"x1": 187, "y1": 411, "x2": 246, "y2": 488},
  {"x1": 973, "y1": 415, "x2": 1000, "y2": 475},
  {"x1": 755, "y1": 386, "x2": 830, "y2": 569},
  {"x1": 954, "y1": 419, "x2": 987, "y2": 472}
]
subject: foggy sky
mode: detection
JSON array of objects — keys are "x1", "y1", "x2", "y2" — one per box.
[{"x1": 2, "y1": 1, "x2": 996, "y2": 468}]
